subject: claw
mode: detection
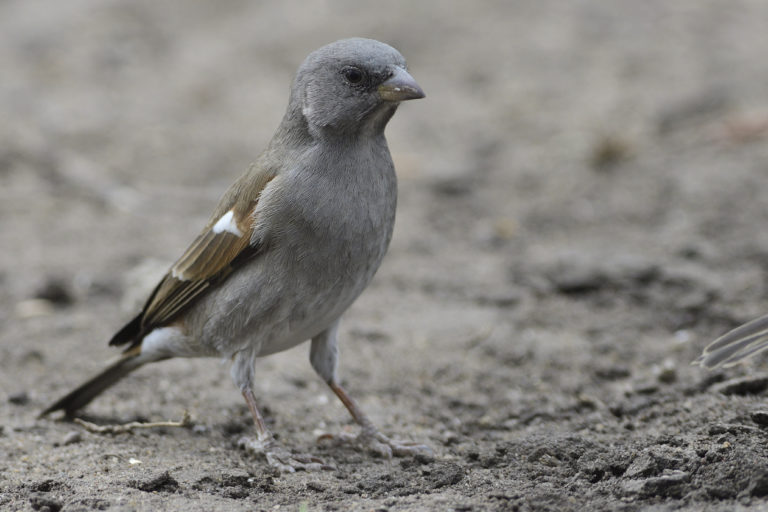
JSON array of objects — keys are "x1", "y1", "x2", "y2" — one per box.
[
  {"x1": 238, "y1": 437, "x2": 336, "y2": 472},
  {"x1": 323, "y1": 381, "x2": 434, "y2": 461},
  {"x1": 317, "y1": 427, "x2": 434, "y2": 460}
]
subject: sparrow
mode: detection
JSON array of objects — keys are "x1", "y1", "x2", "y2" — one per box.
[
  {"x1": 697, "y1": 314, "x2": 768, "y2": 369},
  {"x1": 40, "y1": 38, "x2": 429, "y2": 471}
]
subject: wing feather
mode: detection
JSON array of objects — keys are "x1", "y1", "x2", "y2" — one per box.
[{"x1": 109, "y1": 167, "x2": 277, "y2": 348}]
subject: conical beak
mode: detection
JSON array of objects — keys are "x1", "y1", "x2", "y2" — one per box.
[{"x1": 378, "y1": 67, "x2": 425, "y2": 102}]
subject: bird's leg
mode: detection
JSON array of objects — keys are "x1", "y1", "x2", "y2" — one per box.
[
  {"x1": 238, "y1": 387, "x2": 333, "y2": 472},
  {"x1": 310, "y1": 322, "x2": 432, "y2": 459},
  {"x1": 241, "y1": 387, "x2": 272, "y2": 443},
  {"x1": 328, "y1": 381, "x2": 376, "y2": 432},
  {"x1": 322, "y1": 380, "x2": 433, "y2": 458}
]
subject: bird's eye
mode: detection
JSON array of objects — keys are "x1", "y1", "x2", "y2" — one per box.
[{"x1": 342, "y1": 66, "x2": 365, "y2": 85}]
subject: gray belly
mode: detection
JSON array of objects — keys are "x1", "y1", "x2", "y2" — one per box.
[{"x1": 189, "y1": 217, "x2": 390, "y2": 358}]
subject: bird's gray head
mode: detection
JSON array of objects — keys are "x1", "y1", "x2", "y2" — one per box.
[{"x1": 289, "y1": 38, "x2": 424, "y2": 138}]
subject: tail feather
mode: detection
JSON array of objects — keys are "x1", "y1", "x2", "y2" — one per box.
[
  {"x1": 39, "y1": 353, "x2": 145, "y2": 418},
  {"x1": 109, "y1": 313, "x2": 143, "y2": 347},
  {"x1": 698, "y1": 314, "x2": 768, "y2": 369}
]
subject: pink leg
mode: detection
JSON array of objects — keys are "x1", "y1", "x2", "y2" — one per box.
[
  {"x1": 324, "y1": 381, "x2": 433, "y2": 459},
  {"x1": 241, "y1": 388, "x2": 272, "y2": 441},
  {"x1": 239, "y1": 388, "x2": 333, "y2": 472}
]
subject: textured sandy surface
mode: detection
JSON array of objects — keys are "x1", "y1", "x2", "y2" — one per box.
[{"x1": 4, "y1": 1, "x2": 768, "y2": 510}]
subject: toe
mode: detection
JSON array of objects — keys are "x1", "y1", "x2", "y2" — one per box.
[
  {"x1": 239, "y1": 436, "x2": 334, "y2": 472},
  {"x1": 390, "y1": 441, "x2": 434, "y2": 458},
  {"x1": 265, "y1": 452, "x2": 297, "y2": 473},
  {"x1": 367, "y1": 438, "x2": 393, "y2": 458},
  {"x1": 317, "y1": 429, "x2": 433, "y2": 460}
]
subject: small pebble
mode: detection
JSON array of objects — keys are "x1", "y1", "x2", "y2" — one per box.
[
  {"x1": 8, "y1": 391, "x2": 29, "y2": 405},
  {"x1": 655, "y1": 360, "x2": 677, "y2": 384},
  {"x1": 633, "y1": 382, "x2": 659, "y2": 395},
  {"x1": 34, "y1": 277, "x2": 74, "y2": 306},
  {"x1": 442, "y1": 430, "x2": 459, "y2": 446},
  {"x1": 590, "y1": 135, "x2": 633, "y2": 171},
  {"x1": 751, "y1": 410, "x2": 768, "y2": 426},
  {"x1": 306, "y1": 481, "x2": 326, "y2": 492},
  {"x1": 15, "y1": 299, "x2": 54, "y2": 318},
  {"x1": 29, "y1": 493, "x2": 62, "y2": 512}
]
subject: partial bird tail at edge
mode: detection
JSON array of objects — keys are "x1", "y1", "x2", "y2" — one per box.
[
  {"x1": 696, "y1": 314, "x2": 768, "y2": 369},
  {"x1": 39, "y1": 352, "x2": 146, "y2": 418}
]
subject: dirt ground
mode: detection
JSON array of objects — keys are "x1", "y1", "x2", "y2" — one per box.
[{"x1": 3, "y1": 1, "x2": 768, "y2": 510}]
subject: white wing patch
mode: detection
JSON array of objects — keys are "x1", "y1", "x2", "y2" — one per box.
[
  {"x1": 212, "y1": 210, "x2": 243, "y2": 237},
  {"x1": 170, "y1": 267, "x2": 186, "y2": 280}
]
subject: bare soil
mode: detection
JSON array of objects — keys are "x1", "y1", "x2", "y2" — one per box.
[{"x1": 4, "y1": 1, "x2": 768, "y2": 510}]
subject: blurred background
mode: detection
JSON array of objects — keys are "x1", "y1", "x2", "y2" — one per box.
[{"x1": 3, "y1": 0, "x2": 768, "y2": 509}]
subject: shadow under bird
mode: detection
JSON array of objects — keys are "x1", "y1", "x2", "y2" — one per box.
[
  {"x1": 697, "y1": 314, "x2": 768, "y2": 369},
  {"x1": 40, "y1": 38, "x2": 429, "y2": 472}
]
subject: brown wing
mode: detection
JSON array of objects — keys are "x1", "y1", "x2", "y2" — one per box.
[
  {"x1": 140, "y1": 227, "x2": 254, "y2": 326},
  {"x1": 109, "y1": 166, "x2": 277, "y2": 348}
]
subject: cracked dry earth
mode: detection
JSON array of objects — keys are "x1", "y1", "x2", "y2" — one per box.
[{"x1": 4, "y1": 1, "x2": 768, "y2": 511}]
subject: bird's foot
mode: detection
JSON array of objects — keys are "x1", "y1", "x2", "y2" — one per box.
[
  {"x1": 238, "y1": 436, "x2": 335, "y2": 473},
  {"x1": 318, "y1": 426, "x2": 433, "y2": 459}
]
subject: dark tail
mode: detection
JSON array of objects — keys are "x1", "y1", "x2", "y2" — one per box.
[{"x1": 39, "y1": 353, "x2": 145, "y2": 418}]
